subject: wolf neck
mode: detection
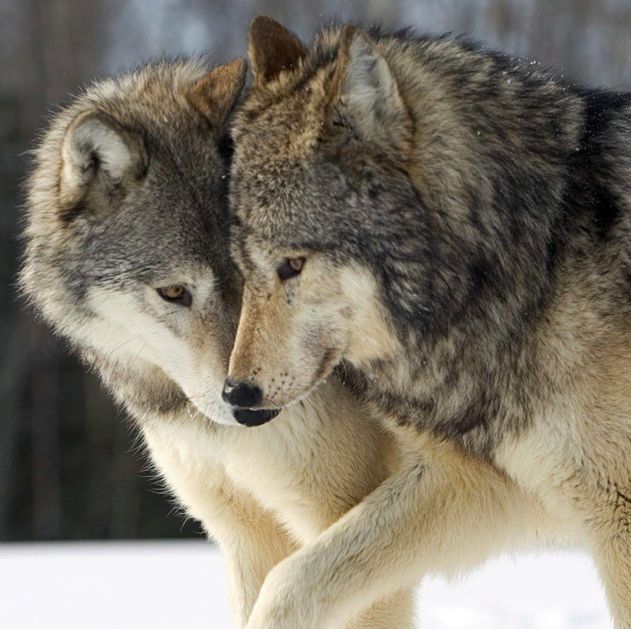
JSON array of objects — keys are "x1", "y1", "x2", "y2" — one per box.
[{"x1": 345, "y1": 40, "x2": 631, "y2": 455}]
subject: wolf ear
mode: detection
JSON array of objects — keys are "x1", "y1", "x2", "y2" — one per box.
[
  {"x1": 186, "y1": 58, "x2": 247, "y2": 127},
  {"x1": 59, "y1": 111, "x2": 148, "y2": 217},
  {"x1": 331, "y1": 27, "x2": 410, "y2": 151},
  {"x1": 248, "y1": 16, "x2": 306, "y2": 86}
]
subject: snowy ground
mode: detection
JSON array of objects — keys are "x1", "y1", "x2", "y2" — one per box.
[{"x1": 0, "y1": 541, "x2": 611, "y2": 628}]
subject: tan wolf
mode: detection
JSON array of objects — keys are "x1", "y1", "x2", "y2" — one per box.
[
  {"x1": 19, "y1": 57, "x2": 429, "y2": 628},
  {"x1": 225, "y1": 17, "x2": 631, "y2": 629}
]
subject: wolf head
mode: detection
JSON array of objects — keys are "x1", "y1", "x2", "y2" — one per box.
[
  {"x1": 21, "y1": 58, "x2": 276, "y2": 427},
  {"x1": 224, "y1": 18, "x2": 417, "y2": 411},
  {"x1": 226, "y1": 17, "x2": 582, "y2": 415}
]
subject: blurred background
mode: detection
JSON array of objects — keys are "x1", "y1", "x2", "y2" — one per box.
[{"x1": 1, "y1": 0, "x2": 630, "y2": 542}]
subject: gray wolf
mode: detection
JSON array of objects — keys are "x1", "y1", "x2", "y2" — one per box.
[
  {"x1": 226, "y1": 17, "x2": 631, "y2": 628},
  {"x1": 19, "y1": 57, "x2": 421, "y2": 628}
]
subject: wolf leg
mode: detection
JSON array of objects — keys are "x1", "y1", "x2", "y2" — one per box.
[
  {"x1": 543, "y1": 472, "x2": 631, "y2": 628},
  {"x1": 593, "y1": 495, "x2": 631, "y2": 629},
  {"x1": 143, "y1": 426, "x2": 294, "y2": 627},
  {"x1": 584, "y1": 410, "x2": 631, "y2": 626},
  {"x1": 497, "y1": 402, "x2": 631, "y2": 628},
  {"x1": 570, "y1": 460, "x2": 631, "y2": 626},
  {"x1": 245, "y1": 432, "x2": 539, "y2": 629},
  {"x1": 210, "y1": 486, "x2": 297, "y2": 628},
  {"x1": 165, "y1": 464, "x2": 295, "y2": 628}
]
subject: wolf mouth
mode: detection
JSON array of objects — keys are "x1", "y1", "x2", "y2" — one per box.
[{"x1": 232, "y1": 407, "x2": 281, "y2": 427}]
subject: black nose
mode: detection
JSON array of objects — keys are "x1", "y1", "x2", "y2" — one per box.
[{"x1": 222, "y1": 378, "x2": 263, "y2": 409}]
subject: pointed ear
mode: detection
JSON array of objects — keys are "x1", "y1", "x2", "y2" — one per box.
[
  {"x1": 59, "y1": 111, "x2": 147, "y2": 217},
  {"x1": 331, "y1": 27, "x2": 410, "y2": 150},
  {"x1": 186, "y1": 58, "x2": 247, "y2": 127},
  {"x1": 248, "y1": 16, "x2": 306, "y2": 86}
]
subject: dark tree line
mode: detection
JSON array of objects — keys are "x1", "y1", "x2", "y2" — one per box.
[{"x1": 1, "y1": 0, "x2": 630, "y2": 541}]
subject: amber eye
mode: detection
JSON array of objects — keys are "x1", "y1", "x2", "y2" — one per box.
[
  {"x1": 277, "y1": 257, "x2": 305, "y2": 281},
  {"x1": 157, "y1": 285, "x2": 192, "y2": 307}
]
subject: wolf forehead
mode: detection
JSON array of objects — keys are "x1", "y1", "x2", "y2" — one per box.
[{"x1": 229, "y1": 102, "x2": 332, "y2": 234}]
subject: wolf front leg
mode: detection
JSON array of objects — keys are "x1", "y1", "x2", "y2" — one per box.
[
  {"x1": 245, "y1": 432, "x2": 541, "y2": 629},
  {"x1": 205, "y1": 483, "x2": 296, "y2": 628},
  {"x1": 595, "y1": 498, "x2": 631, "y2": 628},
  {"x1": 563, "y1": 424, "x2": 631, "y2": 627},
  {"x1": 567, "y1": 442, "x2": 631, "y2": 626},
  {"x1": 142, "y1": 425, "x2": 294, "y2": 628}
]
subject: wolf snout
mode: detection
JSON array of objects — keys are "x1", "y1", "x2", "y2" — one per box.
[{"x1": 222, "y1": 377, "x2": 263, "y2": 409}]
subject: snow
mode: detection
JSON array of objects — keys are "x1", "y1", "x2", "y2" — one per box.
[
  {"x1": 0, "y1": 541, "x2": 612, "y2": 628},
  {"x1": 420, "y1": 552, "x2": 610, "y2": 629}
]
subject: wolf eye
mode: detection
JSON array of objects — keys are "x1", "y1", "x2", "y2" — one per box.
[
  {"x1": 157, "y1": 285, "x2": 192, "y2": 307},
  {"x1": 277, "y1": 257, "x2": 305, "y2": 281}
]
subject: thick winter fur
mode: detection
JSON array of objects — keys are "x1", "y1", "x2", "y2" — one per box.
[
  {"x1": 228, "y1": 17, "x2": 631, "y2": 628},
  {"x1": 19, "y1": 59, "x2": 422, "y2": 628}
]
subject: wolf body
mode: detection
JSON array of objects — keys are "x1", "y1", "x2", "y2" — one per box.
[
  {"x1": 227, "y1": 18, "x2": 631, "y2": 628},
  {"x1": 19, "y1": 58, "x2": 427, "y2": 628}
]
